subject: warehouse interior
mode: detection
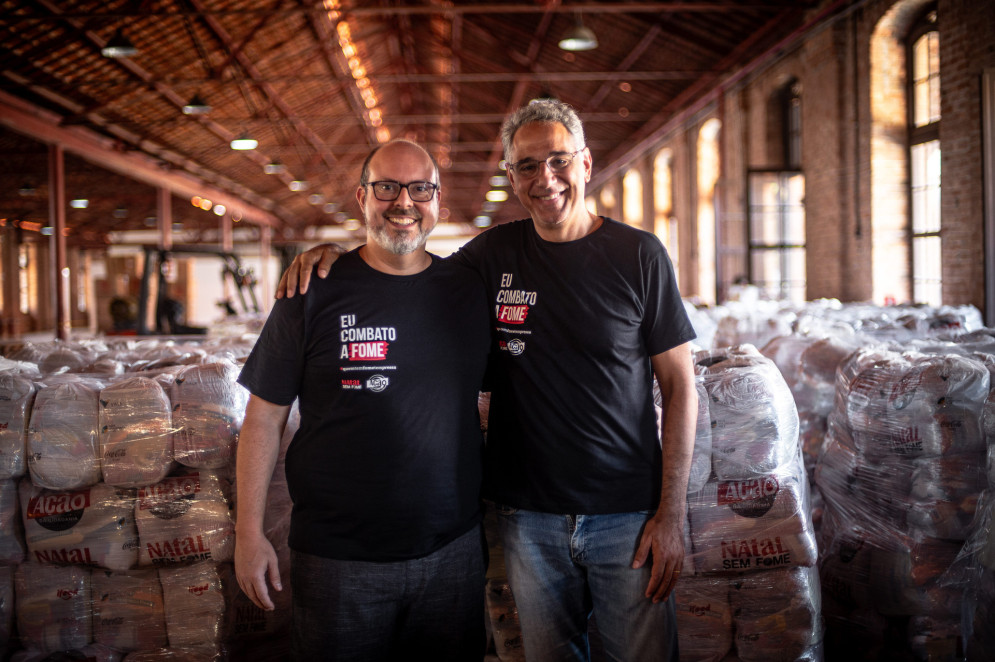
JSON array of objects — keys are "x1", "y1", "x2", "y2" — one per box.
[{"x1": 2, "y1": 0, "x2": 995, "y2": 660}]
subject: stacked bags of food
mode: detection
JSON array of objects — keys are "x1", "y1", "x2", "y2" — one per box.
[
  {"x1": 816, "y1": 344, "x2": 990, "y2": 659},
  {"x1": 676, "y1": 345, "x2": 822, "y2": 661},
  {"x1": 0, "y1": 341, "x2": 252, "y2": 661}
]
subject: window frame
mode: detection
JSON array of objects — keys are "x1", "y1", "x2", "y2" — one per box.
[
  {"x1": 746, "y1": 168, "x2": 806, "y2": 302},
  {"x1": 906, "y1": 6, "x2": 941, "y2": 305}
]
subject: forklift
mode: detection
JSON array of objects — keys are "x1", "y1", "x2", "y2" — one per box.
[{"x1": 130, "y1": 245, "x2": 260, "y2": 335}]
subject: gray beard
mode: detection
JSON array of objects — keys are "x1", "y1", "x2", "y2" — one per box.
[{"x1": 367, "y1": 223, "x2": 427, "y2": 255}]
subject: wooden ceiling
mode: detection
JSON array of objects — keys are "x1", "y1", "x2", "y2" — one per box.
[{"x1": 0, "y1": 0, "x2": 830, "y2": 247}]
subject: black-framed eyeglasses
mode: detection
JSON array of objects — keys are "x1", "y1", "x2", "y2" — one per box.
[
  {"x1": 508, "y1": 150, "x2": 583, "y2": 179},
  {"x1": 364, "y1": 180, "x2": 439, "y2": 202}
]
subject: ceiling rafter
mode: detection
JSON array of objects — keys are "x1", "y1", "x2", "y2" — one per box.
[
  {"x1": 0, "y1": 0, "x2": 831, "y2": 234},
  {"x1": 473, "y1": 6, "x2": 559, "y2": 210},
  {"x1": 188, "y1": 0, "x2": 344, "y2": 186}
]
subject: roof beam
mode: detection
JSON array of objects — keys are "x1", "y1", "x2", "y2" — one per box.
[{"x1": 0, "y1": 89, "x2": 281, "y2": 229}]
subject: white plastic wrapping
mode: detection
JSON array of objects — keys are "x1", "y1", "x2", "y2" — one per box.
[
  {"x1": 695, "y1": 345, "x2": 799, "y2": 478},
  {"x1": 20, "y1": 480, "x2": 138, "y2": 571},
  {"x1": 674, "y1": 574, "x2": 732, "y2": 662},
  {"x1": 122, "y1": 645, "x2": 221, "y2": 661},
  {"x1": 0, "y1": 373, "x2": 35, "y2": 479},
  {"x1": 99, "y1": 376, "x2": 175, "y2": 488},
  {"x1": 159, "y1": 563, "x2": 225, "y2": 649},
  {"x1": 729, "y1": 565, "x2": 823, "y2": 662},
  {"x1": 11, "y1": 643, "x2": 122, "y2": 662},
  {"x1": 14, "y1": 562, "x2": 92, "y2": 652},
  {"x1": 27, "y1": 378, "x2": 103, "y2": 490},
  {"x1": 91, "y1": 568, "x2": 168, "y2": 652},
  {"x1": 688, "y1": 471, "x2": 818, "y2": 573},
  {"x1": 843, "y1": 351, "x2": 988, "y2": 459},
  {"x1": 136, "y1": 472, "x2": 234, "y2": 567},
  {"x1": 170, "y1": 361, "x2": 248, "y2": 470},
  {"x1": 654, "y1": 369, "x2": 711, "y2": 493}
]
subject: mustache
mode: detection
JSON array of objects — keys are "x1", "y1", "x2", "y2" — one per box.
[{"x1": 383, "y1": 205, "x2": 422, "y2": 221}]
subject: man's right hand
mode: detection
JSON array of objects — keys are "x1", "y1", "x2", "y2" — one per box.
[
  {"x1": 234, "y1": 530, "x2": 282, "y2": 611},
  {"x1": 275, "y1": 243, "x2": 344, "y2": 298}
]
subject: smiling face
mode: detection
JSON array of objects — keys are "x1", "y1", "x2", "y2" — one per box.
[
  {"x1": 357, "y1": 141, "x2": 440, "y2": 256},
  {"x1": 507, "y1": 121, "x2": 593, "y2": 239}
]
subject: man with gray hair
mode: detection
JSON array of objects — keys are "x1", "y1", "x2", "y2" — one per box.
[{"x1": 279, "y1": 100, "x2": 697, "y2": 661}]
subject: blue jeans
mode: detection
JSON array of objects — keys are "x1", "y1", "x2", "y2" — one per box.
[
  {"x1": 290, "y1": 524, "x2": 486, "y2": 661},
  {"x1": 496, "y1": 507, "x2": 678, "y2": 662}
]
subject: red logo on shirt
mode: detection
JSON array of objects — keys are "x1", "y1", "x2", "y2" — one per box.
[
  {"x1": 348, "y1": 341, "x2": 389, "y2": 361},
  {"x1": 496, "y1": 305, "x2": 529, "y2": 324}
]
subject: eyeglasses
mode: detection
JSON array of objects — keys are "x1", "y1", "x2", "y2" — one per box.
[
  {"x1": 364, "y1": 180, "x2": 439, "y2": 202},
  {"x1": 508, "y1": 150, "x2": 583, "y2": 179}
]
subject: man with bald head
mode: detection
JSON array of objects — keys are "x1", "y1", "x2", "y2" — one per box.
[
  {"x1": 235, "y1": 139, "x2": 491, "y2": 661},
  {"x1": 279, "y1": 100, "x2": 697, "y2": 661}
]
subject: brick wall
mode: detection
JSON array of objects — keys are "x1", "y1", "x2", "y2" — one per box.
[{"x1": 596, "y1": 0, "x2": 994, "y2": 317}]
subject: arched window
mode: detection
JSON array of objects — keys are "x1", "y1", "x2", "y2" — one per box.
[
  {"x1": 908, "y1": 8, "x2": 941, "y2": 305},
  {"x1": 622, "y1": 169, "x2": 643, "y2": 228},
  {"x1": 653, "y1": 148, "x2": 679, "y2": 278},
  {"x1": 697, "y1": 119, "x2": 721, "y2": 305}
]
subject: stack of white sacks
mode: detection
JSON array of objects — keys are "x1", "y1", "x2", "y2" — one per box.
[
  {"x1": 0, "y1": 339, "x2": 288, "y2": 661},
  {"x1": 670, "y1": 344, "x2": 823, "y2": 662},
  {"x1": 815, "y1": 332, "x2": 993, "y2": 660}
]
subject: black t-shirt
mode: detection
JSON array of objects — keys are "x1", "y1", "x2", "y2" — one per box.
[
  {"x1": 452, "y1": 218, "x2": 696, "y2": 514},
  {"x1": 238, "y1": 250, "x2": 491, "y2": 561}
]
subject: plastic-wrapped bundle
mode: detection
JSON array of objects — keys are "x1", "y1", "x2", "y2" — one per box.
[
  {"x1": 688, "y1": 469, "x2": 818, "y2": 573},
  {"x1": 0, "y1": 373, "x2": 35, "y2": 479},
  {"x1": 14, "y1": 562, "x2": 92, "y2": 652},
  {"x1": 92, "y1": 568, "x2": 168, "y2": 652},
  {"x1": 964, "y1": 565, "x2": 995, "y2": 661},
  {"x1": 973, "y1": 352, "x2": 995, "y2": 487},
  {"x1": 0, "y1": 478, "x2": 24, "y2": 564},
  {"x1": 170, "y1": 361, "x2": 248, "y2": 469},
  {"x1": 712, "y1": 304, "x2": 795, "y2": 351},
  {"x1": 673, "y1": 574, "x2": 732, "y2": 662},
  {"x1": 20, "y1": 480, "x2": 139, "y2": 571},
  {"x1": 798, "y1": 337, "x2": 857, "y2": 418},
  {"x1": 99, "y1": 376, "x2": 175, "y2": 488},
  {"x1": 818, "y1": 510, "x2": 875, "y2": 611},
  {"x1": 11, "y1": 643, "x2": 122, "y2": 662},
  {"x1": 758, "y1": 335, "x2": 811, "y2": 393},
  {"x1": 38, "y1": 345, "x2": 89, "y2": 374},
  {"x1": 868, "y1": 536, "x2": 962, "y2": 617},
  {"x1": 655, "y1": 370, "x2": 711, "y2": 493},
  {"x1": 136, "y1": 472, "x2": 234, "y2": 567},
  {"x1": 688, "y1": 374, "x2": 713, "y2": 493},
  {"x1": 695, "y1": 345, "x2": 799, "y2": 478},
  {"x1": 906, "y1": 452, "x2": 988, "y2": 540},
  {"x1": 908, "y1": 614, "x2": 963, "y2": 662},
  {"x1": 0, "y1": 565, "x2": 12, "y2": 657},
  {"x1": 815, "y1": 428, "x2": 914, "y2": 530},
  {"x1": 27, "y1": 378, "x2": 103, "y2": 490},
  {"x1": 159, "y1": 563, "x2": 225, "y2": 648},
  {"x1": 729, "y1": 565, "x2": 823, "y2": 662},
  {"x1": 846, "y1": 352, "x2": 988, "y2": 459},
  {"x1": 122, "y1": 645, "x2": 221, "y2": 661},
  {"x1": 221, "y1": 560, "x2": 292, "y2": 662},
  {"x1": 225, "y1": 407, "x2": 294, "y2": 662}
]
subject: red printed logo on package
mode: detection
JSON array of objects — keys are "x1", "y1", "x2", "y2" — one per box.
[
  {"x1": 717, "y1": 475, "x2": 779, "y2": 518},
  {"x1": 27, "y1": 489, "x2": 91, "y2": 531},
  {"x1": 138, "y1": 473, "x2": 201, "y2": 519}
]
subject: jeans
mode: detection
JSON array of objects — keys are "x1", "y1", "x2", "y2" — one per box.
[
  {"x1": 496, "y1": 507, "x2": 678, "y2": 662},
  {"x1": 290, "y1": 524, "x2": 486, "y2": 662}
]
